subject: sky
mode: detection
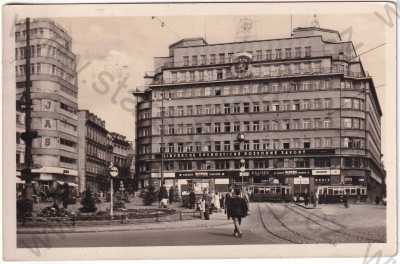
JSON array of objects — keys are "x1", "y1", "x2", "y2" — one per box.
[{"x1": 53, "y1": 13, "x2": 388, "y2": 144}]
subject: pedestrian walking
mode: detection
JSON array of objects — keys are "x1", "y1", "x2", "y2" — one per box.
[
  {"x1": 220, "y1": 194, "x2": 225, "y2": 209},
  {"x1": 199, "y1": 197, "x2": 206, "y2": 219},
  {"x1": 212, "y1": 192, "x2": 221, "y2": 212},
  {"x1": 310, "y1": 192, "x2": 315, "y2": 208},
  {"x1": 168, "y1": 186, "x2": 174, "y2": 204},
  {"x1": 189, "y1": 190, "x2": 196, "y2": 209},
  {"x1": 224, "y1": 192, "x2": 231, "y2": 218},
  {"x1": 227, "y1": 188, "x2": 248, "y2": 238}
]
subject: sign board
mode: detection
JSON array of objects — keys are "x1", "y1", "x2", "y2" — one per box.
[
  {"x1": 151, "y1": 172, "x2": 175, "y2": 178},
  {"x1": 293, "y1": 177, "x2": 310, "y2": 185},
  {"x1": 312, "y1": 169, "x2": 341, "y2": 176},
  {"x1": 157, "y1": 149, "x2": 335, "y2": 159},
  {"x1": 109, "y1": 166, "x2": 119, "y2": 177},
  {"x1": 215, "y1": 178, "x2": 229, "y2": 184}
]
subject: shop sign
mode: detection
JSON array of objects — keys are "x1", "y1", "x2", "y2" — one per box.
[
  {"x1": 151, "y1": 172, "x2": 175, "y2": 178},
  {"x1": 293, "y1": 177, "x2": 310, "y2": 184},
  {"x1": 175, "y1": 171, "x2": 238, "y2": 179}
]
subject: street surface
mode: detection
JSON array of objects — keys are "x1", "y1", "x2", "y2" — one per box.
[{"x1": 17, "y1": 202, "x2": 386, "y2": 247}]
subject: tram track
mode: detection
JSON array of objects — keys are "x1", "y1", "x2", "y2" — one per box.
[
  {"x1": 284, "y1": 204, "x2": 383, "y2": 243},
  {"x1": 257, "y1": 203, "x2": 321, "y2": 244},
  {"x1": 256, "y1": 204, "x2": 298, "y2": 244}
]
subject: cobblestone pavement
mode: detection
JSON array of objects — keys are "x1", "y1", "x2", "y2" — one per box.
[{"x1": 18, "y1": 202, "x2": 386, "y2": 247}]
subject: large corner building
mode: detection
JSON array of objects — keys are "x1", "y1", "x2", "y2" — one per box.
[
  {"x1": 133, "y1": 26, "x2": 386, "y2": 201},
  {"x1": 15, "y1": 18, "x2": 79, "y2": 191}
]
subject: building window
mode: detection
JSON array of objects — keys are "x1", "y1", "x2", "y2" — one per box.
[
  {"x1": 183, "y1": 56, "x2": 189, "y2": 66},
  {"x1": 233, "y1": 103, "x2": 240, "y2": 113},
  {"x1": 204, "y1": 123, "x2": 211, "y2": 133},
  {"x1": 343, "y1": 98, "x2": 352, "y2": 108},
  {"x1": 214, "y1": 123, "x2": 221, "y2": 133},
  {"x1": 224, "y1": 104, "x2": 231, "y2": 114},
  {"x1": 233, "y1": 122, "x2": 240, "y2": 132},
  {"x1": 224, "y1": 141, "x2": 230, "y2": 151},
  {"x1": 303, "y1": 141, "x2": 311, "y2": 149},
  {"x1": 253, "y1": 140, "x2": 260, "y2": 150},
  {"x1": 283, "y1": 142, "x2": 290, "y2": 149},
  {"x1": 168, "y1": 125, "x2": 175, "y2": 135},
  {"x1": 244, "y1": 121, "x2": 250, "y2": 131},
  {"x1": 195, "y1": 142, "x2": 201, "y2": 152},
  {"x1": 253, "y1": 121, "x2": 260, "y2": 131},
  {"x1": 215, "y1": 141, "x2": 221, "y2": 151},
  {"x1": 314, "y1": 138, "x2": 322, "y2": 148},
  {"x1": 219, "y1": 53, "x2": 225, "y2": 64},
  {"x1": 305, "y1": 46, "x2": 311, "y2": 57},
  {"x1": 275, "y1": 49, "x2": 281, "y2": 59},
  {"x1": 285, "y1": 48, "x2": 291, "y2": 59},
  {"x1": 323, "y1": 119, "x2": 331, "y2": 128},
  {"x1": 210, "y1": 54, "x2": 216, "y2": 64},
  {"x1": 171, "y1": 72, "x2": 177, "y2": 83},
  {"x1": 243, "y1": 103, "x2": 250, "y2": 113},
  {"x1": 189, "y1": 71, "x2": 195, "y2": 81},
  {"x1": 178, "y1": 143, "x2": 184, "y2": 152},
  {"x1": 295, "y1": 47, "x2": 301, "y2": 58},
  {"x1": 217, "y1": 69, "x2": 223, "y2": 80},
  {"x1": 256, "y1": 50, "x2": 262, "y2": 60},
  {"x1": 192, "y1": 55, "x2": 198, "y2": 65},
  {"x1": 266, "y1": 50, "x2": 272, "y2": 60},
  {"x1": 196, "y1": 124, "x2": 202, "y2": 134},
  {"x1": 303, "y1": 119, "x2": 312, "y2": 129},
  {"x1": 201, "y1": 55, "x2": 207, "y2": 65},
  {"x1": 196, "y1": 105, "x2": 202, "y2": 115},
  {"x1": 186, "y1": 105, "x2": 193, "y2": 115},
  {"x1": 214, "y1": 104, "x2": 221, "y2": 114},
  {"x1": 343, "y1": 118, "x2": 352, "y2": 128},
  {"x1": 224, "y1": 122, "x2": 231, "y2": 133},
  {"x1": 244, "y1": 141, "x2": 250, "y2": 150},
  {"x1": 253, "y1": 102, "x2": 260, "y2": 112}
]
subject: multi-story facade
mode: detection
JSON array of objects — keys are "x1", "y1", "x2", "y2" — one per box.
[
  {"x1": 109, "y1": 132, "x2": 134, "y2": 190},
  {"x1": 15, "y1": 18, "x2": 79, "y2": 191},
  {"x1": 133, "y1": 26, "x2": 385, "y2": 200},
  {"x1": 77, "y1": 110, "x2": 112, "y2": 193}
]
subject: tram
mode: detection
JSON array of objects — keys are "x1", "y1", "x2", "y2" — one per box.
[
  {"x1": 249, "y1": 184, "x2": 292, "y2": 202},
  {"x1": 316, "y1": 185, "x2": 367, "y2": 203}
]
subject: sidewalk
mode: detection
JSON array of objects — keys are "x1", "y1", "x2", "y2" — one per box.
[{"x1": 17, "y1": 211, "x2": 229, "y2": 234}]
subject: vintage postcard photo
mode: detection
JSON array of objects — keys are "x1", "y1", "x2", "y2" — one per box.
[{"x1": 2, "y1": 1, "x2": 397, "y2": 261}]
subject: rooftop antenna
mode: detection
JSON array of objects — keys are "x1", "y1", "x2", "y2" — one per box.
[
  {"x1": 290, "y1": 14, "x2": 293, "y2": 37},
  {"x1": 311, "y1": 14, "x2": 320, "y2": 28}
]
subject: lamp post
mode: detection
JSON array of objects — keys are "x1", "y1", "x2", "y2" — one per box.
[
  {"x1": 240, "y1": 159, "x2": 246, "y2": 193},
  {"x1": 299, "y1": 175, "x2": 302, "y2": 197},
  {"x1": 108, "y1": 163, "x2": 119, "y2": 217}
]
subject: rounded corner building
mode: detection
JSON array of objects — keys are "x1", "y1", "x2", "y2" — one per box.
[{"x1": 132, "y1": 26, "x2": 386, "y2": 203}]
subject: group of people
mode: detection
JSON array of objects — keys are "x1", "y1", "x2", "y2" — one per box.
[{"x1": 158, "y1": 185, "x2": 176, "y2": 208}]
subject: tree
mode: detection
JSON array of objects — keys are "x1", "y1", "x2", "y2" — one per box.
[
  {"x1": 79, "y1": 188, "x2": 97, "y2": 213},
  {"x1": 142, "y1": 185, "x2": 156, "y2": 205}
]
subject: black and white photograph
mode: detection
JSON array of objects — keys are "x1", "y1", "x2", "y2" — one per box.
[{"x1": 2, "y1": 1, "x2": 397, "y2": 261}]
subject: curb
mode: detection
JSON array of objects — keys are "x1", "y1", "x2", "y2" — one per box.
[{"x1": 17, "y1": 218, "x2": 229, "y2": 235}]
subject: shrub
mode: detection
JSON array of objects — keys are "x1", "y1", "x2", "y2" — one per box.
[
  {"x1": 79, "y1": 188, "x2": 97, "y2": 213},
  {"x1": 142, "y1": 185, "x2": 157, "y2": 205}
]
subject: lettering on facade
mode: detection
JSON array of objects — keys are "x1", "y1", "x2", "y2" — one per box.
[{"x1": 158, "y1": 149, "x2": 335, "y2": 160}]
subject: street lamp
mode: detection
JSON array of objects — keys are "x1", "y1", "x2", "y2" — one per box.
[
  {"x1": 299, "y1": 175, "x2": 302, "y2": 197},
  {"x1": 240, "y1": 159, "x2": 246, "y2": 193}
]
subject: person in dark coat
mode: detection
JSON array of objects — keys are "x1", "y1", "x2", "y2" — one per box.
[
  {"x1": 189, "y1": 190, "x2": 196, "y2": 209},
  {"x1": 224, "y1": 192, "x2": 231, "y2": 218},
  {"x1": 227, "y1": 188, "x2": 248, "y2": 238},
  {"x1": 168, "y1": 187, "x2": 175, "y2": 204}
]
